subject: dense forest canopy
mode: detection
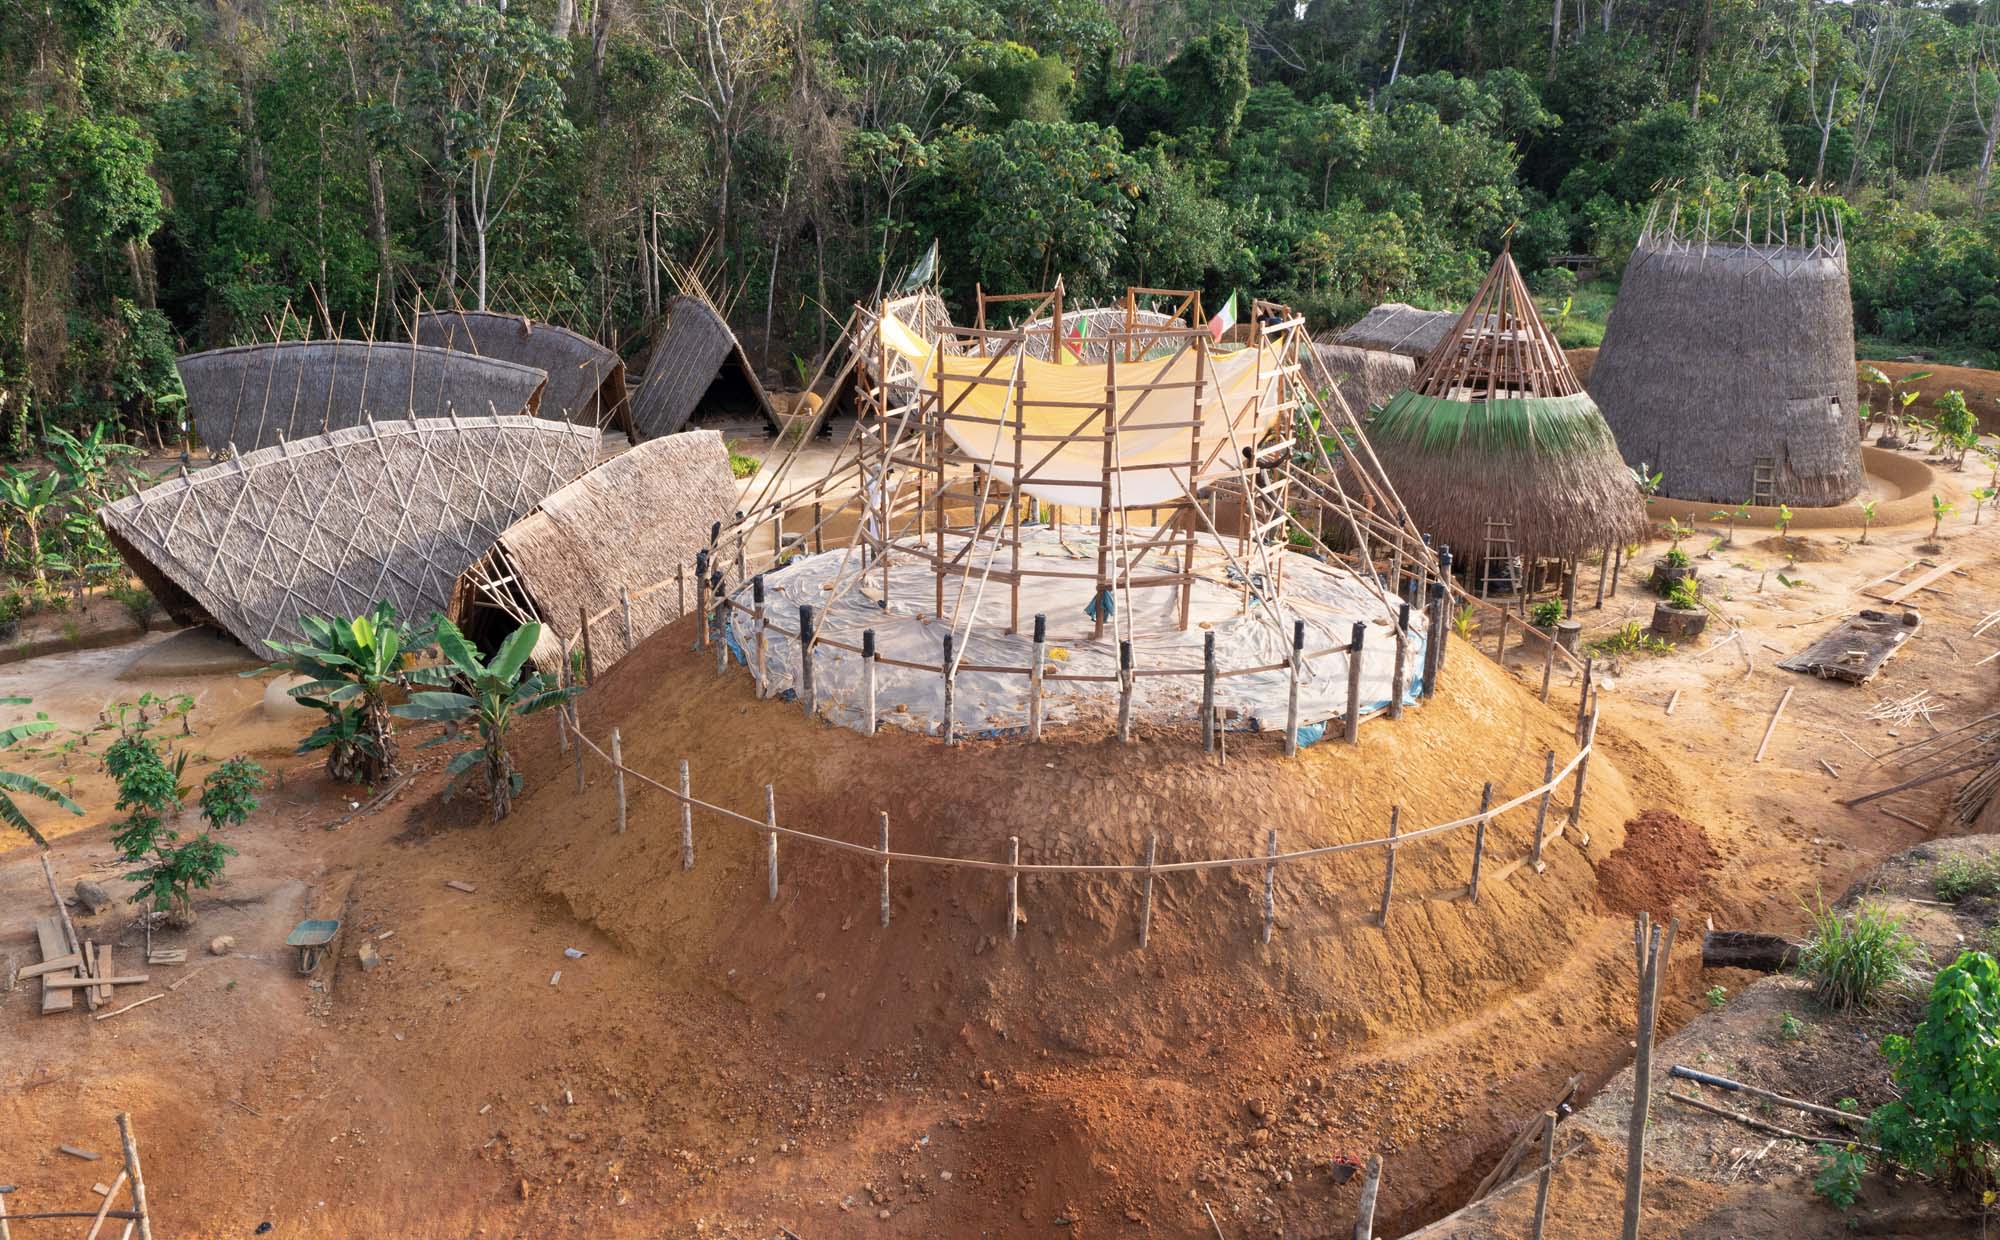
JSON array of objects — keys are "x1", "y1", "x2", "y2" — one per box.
[{"x1": 8, "y1": 0, "x2": 2000, "y2": 449}]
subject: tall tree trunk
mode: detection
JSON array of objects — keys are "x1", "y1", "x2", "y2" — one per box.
[
  {"x1": 364, "y1": 152, "x2": 392, "y2": 331},
  {"x1": 551, "y1": 0, "x2": 575, "y2": 39},
  {"x1": 1548, "y1": 0, "x2": 1563, "y2": 77},
  {"x1": 1388, "y1": 0, "x2": 1412, "y2": 88},
  {"x1": 1978, "y1": 81, "x2": 2000, "y2": 210},
  {"x1": 1688, "y1": 0, "x2": 1712, "y2": 115},
  {"x1": 1813, "y1": 82, "x2": 1838, "y2": 185}
]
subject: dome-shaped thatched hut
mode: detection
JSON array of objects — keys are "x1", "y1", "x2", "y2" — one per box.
[
  {"x1": 1369, "y1": 250, "x2": 1644, "y2": 568},
  {"x1": 1587, "y1": 203, "x2": 1861, "y2": 506}
]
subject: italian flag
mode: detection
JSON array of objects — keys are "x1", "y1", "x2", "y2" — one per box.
[
  {"x1": 1062, "y1": 314, "x2": 1089, "y2": 363},
  {"x1": 1207, "y1": 291, "x2": 1238, "y2": 342}
]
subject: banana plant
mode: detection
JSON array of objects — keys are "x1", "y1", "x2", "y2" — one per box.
[
  {"x1": 44, "y1": 422, "x2": 142, "y2": 506},
  {"x1": 254, "y1": 603, "x2": 418, "y2": 784},
  {"x1": 1929, "y1": 493, "x2": 1956, "y2": 543},
  {"x1": 1, "y1": 696, "x2": 83, "y2": 846},
  {"x1": 1710, "y1": 501, "x2": 1750, "y2": 546},
  {"x1": 0, "y1": 467, "x2": 65, "y2": 597},
  {"x1": 1859, "y1": 499, "x2": 1878, "y2": 544},
  {"x1": 392, "y1": 617, "x2": 576, "y2": 823}
]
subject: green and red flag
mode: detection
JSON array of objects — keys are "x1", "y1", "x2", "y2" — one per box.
[{"x1": 1207, "y1": 291, "x2": 1238, "y2": 342}]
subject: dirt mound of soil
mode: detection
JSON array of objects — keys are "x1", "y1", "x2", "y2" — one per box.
[
  {"x1": 1750, "y1": 534, "x2": 1842, "y2": 562},
  {"x1": 1595, "y1": 809, "x2": 1717, "y2": 917}
]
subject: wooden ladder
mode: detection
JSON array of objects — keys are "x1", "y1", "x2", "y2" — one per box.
[
  {"x1": 1479, "y1": 519, "x2": 1517, "y2": 598},
  {"x1": 1751, "y1": 457, "x2": 1777, "y2": 507}
]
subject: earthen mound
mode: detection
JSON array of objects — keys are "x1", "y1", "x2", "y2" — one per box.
[{"x1": 1594, "y1": 809, "x2": 1717, "y2": 917}]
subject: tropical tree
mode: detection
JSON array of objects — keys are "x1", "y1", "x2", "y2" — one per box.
[
  {"x1": 255, "y1": 604, "x2": 418, "y2": 784},
  {"x1": 391, "y1": 617, "x2": 575, "y2": 822},
  {"x1": 44, "y1": 422, "x2": 142, "y2": 506},
  {"x1": 0, "y1": 696, "x2": 82, "y2": 846},
  {"x1": 1932, "y1": 390, "x2": 1978, "y2": 468},
  {"x1": 0, "y1": 468, "x2": 68, "y2": 596},
  {"x1": 1929, "y1": 493, "x2": 1956, "y2": 543}
]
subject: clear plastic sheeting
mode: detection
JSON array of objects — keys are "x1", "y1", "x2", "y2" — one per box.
[{"x1": 725, "y1": 525, "x2": 1427, "y2": 740}]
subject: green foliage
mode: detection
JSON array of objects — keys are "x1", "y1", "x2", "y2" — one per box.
[
  {"x1": 124, "y1": 832, "x2": 236, "y2": 922},
  {"x1": 1665, "y1": 577, "x2": 1699, "y2": 611},
  {"x1": 1870, "y1": 951, "x2": 2000, "y2": 1190},
  {"x1": 1660, "y1": 546, "x2": 1690, "y2": 570},
  {"x1": 1590, "y1": 621, "x2": 1673, "y2": 658},
  {"x1": 198, "y1": 757, "x2": 264, "y2": 830},
  {"x1": 1798, "y1": 901, "x2": 1924, "y2": 1014},
  {"x1": 0, "y1": 695, "x2": 83, "y2": 845},
  {"x1": 256, "y1": 603, "x2": 417, "y2": 784},
  {"x1": 1935, "y1": 856, "x2": 2000, "y2": 903},
  {"x1": 107, "y1": 733, "x2": 179, "y2": 859},
  {"x1": 391, "y1": 616, "x2": 576, "y2": 822},
  {"x1": 1704, "y1": 984, "x2": 1728, "y2": 1008},
  {"x1": 1929, "y1": 493, "x2": 1956, "y2": 542},
  {"x1": 1528, "y1": 600, "x2": 1564, "y2": 630},
  {"x1": 726, "y1": 443, "x2": 759, "y2": 480},
  {"x1": 1811, "y1": 1143, "x2": 1866, "y2": 1212},
  {"x1": 1779, "y1": 1011, "x2": 1807, "y2": 1042}
]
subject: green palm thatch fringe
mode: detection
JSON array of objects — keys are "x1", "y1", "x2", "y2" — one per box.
[{"x1": 1372, "y1": 391, "x2": 1618, "y2": 459}]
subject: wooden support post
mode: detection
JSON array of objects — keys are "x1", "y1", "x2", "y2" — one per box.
[
  {"x1": 1140, "y1": 834, "x2": 1157, "y2": 948},
  {"x1": 1577, "y1": 657, "x2": 1595, "y2": 742},
  {"x1": 1389, "y1": 603, "x2": 1409, "y2": 720},
  {"x1": 812, "y1": 500, "x2": 824, "y2": 553},
  {"x1": 1379, "y1": 807, "x2": 1399, "y2": 926},
  {"x1": 611, "y1": 728, "x2": 626, "y2": 835},
  {"x1": 1284, "y1": 620, "x2": 1305, "y2": 757},
  {"x1": 1532, "y1": 750, "x2": 1556, "y2": 868},
  {"x1": 862, "y1": 629, "x2": 879, "y2": 736},
  {"x1": 751, "y1": 575, "x2": 768, "y2": 696},
  {"x1": 1754, "y1": 686, "x2": 1794, "y2": 763},
  {"x1": 1116, "y1": 640, "x2": 1135, "y2": 743},
  {"x1": 1007, "y1": 836, "x2": 1020, "y2": 941},
  {"x1": 1353, "y1": 1153, "x2": 1382, "y2": 1240},
  {"x1": 1540, "y1": 623, "x2": 1558, "y2": 702},
  {"x1": 765, "y1": 784, "x2": 779, "y2": 903},
  {"x1": 714, "y1": 572, "x2": 729, "y2": 677},
  {"x1": 1201, "y1": 629, "x2": 1218, "y2": 752},
  {"x1": 678, "y1": 564, "x2": 686, "y2": 617},
  {"x1": 942, "y1": 634, "x2": 957, "y2": 747},
  {"x1": 1596, "y1": 545, "x2": 1611, "y2": 609},
  {"x1": 694, "y1": 550, "x2": 710, "y2": 650},
  {"x1": 620, "y1": 585, "x2": 635, "y2": 652},
  {"x1": 679, "y1": 760, "x2": 693, "y2": 870},
  {"x1": 1611, "y1": 542, "x2": 1624, "y2": 594},
  {"x1": 1420, "y1": 584, "x2": 1443, "y2": 698},
  {"x1": 1570, "y1": 708, "x2": 1599, "y2": 829},
  {"x1": 1261, "y1": 829, "x2": 1277, "y2": 945},
  {"x1": 1469, "y1": 781, "x2": 1493, "y2": 902},
  {"x1": 116, "y1": 1112, "x2": 152, "y2": 1240},
  {"x1": 1029, "y1": 614, "x2": 1047, "y2": 743},
  {"x1": 1530, "y1": 1111, "x2": 1558, "y2": 1240},
  {"x1": 1563, "y1": 556, "x2": 1578, "y2": 617},
  {"x1": 1623, "y1": 914, "x2": 1679, "y2": 1240},
  {"x1": 1434, "y1": 546, "x2": 1454, "y2": 689},
  {"x1": 1497, "y1": 609, "x2": 1510, "y2": 660},
  {"x1": 1345, "y1": 621, "x2": 1366, "y2": 743},
  {"x1": 568, "y1": 688, "x2": 585, "y2": 793},
  {"x1": 579, "y1": 605, "x2": 595, "y2": 685},
  {"x1": 798, "y1": 604, "x2": 817, "y2": 716},
  {"x1": 879, "y1": 813, "x2": 892, "y2": 928}
]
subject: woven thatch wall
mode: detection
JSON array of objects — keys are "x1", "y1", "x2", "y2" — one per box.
[
  {"x1": 628, "y1": 295, "x2": 779, "y2": 439},
  {"x1": 178, "y1": 340, "x2": 549, "y2": 454},
  {"x1": 1588, "y1": 239, "x2": 1862, "y2": 506},
  {"x1": 1369, "y1": 391, "x2": 1645, "y2": 561},
  {"x1": 1333, "y1": 304, "x2": 1479, "y2": 360},
  {"x1": 99, "y1": 417, "x2": 598, "y2": 652},
  {"x1": 452, "y1": 431, "x2": 738, "y2": 672},
  {"x1": 414, "y1": 311, "x2": 631, "y2": 438},
  {"x1": 1308, "y1": 340, "x2": 1416, "y2": 413}
]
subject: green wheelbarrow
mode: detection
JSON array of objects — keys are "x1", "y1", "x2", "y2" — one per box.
[{"x1": 286, "y1": 919, "x2": 340, "y2": 973}]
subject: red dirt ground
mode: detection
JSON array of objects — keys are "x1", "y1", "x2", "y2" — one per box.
[{"x1": 1594, "y1": 810, "x2": 1718, "y2": 918}]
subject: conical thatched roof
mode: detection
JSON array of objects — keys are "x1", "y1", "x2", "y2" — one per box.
[
  {"x1": 100, "y1": 416, "x2": 599, "y2": 652},
  {"x1": 451, "y1": 431, "x2": 739, "y2": 672},
  {"x1": 1588, "y1": 205, "x2": 1861, "y2": 506},
  {"x1": 1332, "y1": 303, "x2": 1479, "y2": 361},
  {"x1": 1307, "y1": 339, "x2": 1415, "y2": 414},
  {"x1": 177, "y1": 340, "x2": 549, "y2": 454},
  {"x1": 1369, "y1": 251, "x2": 1643, "y2": 560},
  {"x1": 415, "y1": 310, "x2": 633, "y2": 439},
  {"x1": 628, "y1": 295, "x2": 780, "y2": 439}
]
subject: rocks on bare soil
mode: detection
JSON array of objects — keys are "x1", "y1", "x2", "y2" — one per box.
[
  {"x1": 74, "y1": 880, "x2": 113, "y2": 914},
  {"x1": 209, "y1": 935, "x2": 237, "y2": 955}
]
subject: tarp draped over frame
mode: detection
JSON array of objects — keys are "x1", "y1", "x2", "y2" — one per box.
[{"x1": 878, "y1": 315, "x2": 1283, "y2": 509}]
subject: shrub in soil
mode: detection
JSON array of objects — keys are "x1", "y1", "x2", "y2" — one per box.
[
  {"x1": 1871, "y1": 951, "x2": 2000, "y2": 1191},
  {"x1": 1798, "y1": 900, "x2": 1924, "y2": 1013}
]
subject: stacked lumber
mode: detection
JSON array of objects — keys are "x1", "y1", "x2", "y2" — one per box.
[{"x1": 31, "y1": 857, "x2": 150, "y2": 1018}]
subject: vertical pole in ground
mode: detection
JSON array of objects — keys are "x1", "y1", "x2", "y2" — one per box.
[
  {"x1": 1007, "y1": 836, "x2": 1020, "y2": 941},
  {"x1": 579, "y1": 605, "x2": 596, "y2": 685},
  {"x1": 620, "y1": 584, "x2": 635, "y2": 652},
  {"x1": 1389, "y1": 603, "x2": 1409, "y2": 720},
  {"x1": 1345, "y1": 621, "x2": 1366, "y2": 743},
  {"x1": 942, "y1": 634, "x2": 957, "y2": 746},
  {"x1": 879, "y1": 812, "x2": 891, "y2": 928},
  {"x1": 1570, "y1": 707, "x2": 1600, "y2": 829},
  {"x1": 678, "y1": 564, "x2": 686, "y2": 617},
  {"x1": 1532, "y1": 749, "x2": 1556, "y2": 868},
  {"x1": 568, "y1": 668, "x2": 585, "y2": 793},
  {"x1": 611, "y1": 727, "x2": 626, "y2": 834},
  {"x1": 1261, "y1": 829, "x2": 1277, "y2": 945},
  {"x1": 1611, "y1": 543, "x2": 1624, "y2": 596},
  {"x1": 713, "y1": 571, "x2": 729, "y2": 677},
  {"x1": 1201, "y1": 629, "x2": 1218, "y2": 752},
  {"x1": 1140, "y1": 834, "x2": 1157, "y2": 948},
  {"x1": 862, "y1": 628, "x2": 879, "y2": 736},
  {"x1": 1378, "y1": 806, "x2": 1399, "y2": 926},
  {"x1": 1469, "y1": 780, "x2": 1492, "y2": 902},
  {"x1": 117, "y1": 1112, "x2": 152, "y2": 1240},
  {"x1": 1284, "y1": 620, "x2": 1305, "y2": 757},
  {"x1": 813, "y1": 500, "x2": 824, "y2": 554},
  {"x1": 751, "y1": 575, "x2": 768, "y2": 696},
  {"x1": 1420, "y1": 583, "x2": 1443, "y2": 698},
  {"x1": 1352, "y1": 1153, "x2": 1382, "y2": 1240},
  {"x1": 1117, "y1": 640, "x2": 1135, "y2": 743},
  {"x1": 695, "y1": 550, "x2": 711, "y2": 650},
  {"x1": 1029, "y1": 613, "x2": 1047, "y2": 743},
  {"x1": 1563, "y1": 556, "x2": 1578, "y2": 617},
  {"x1": 679, "y1": 760, "x2": 693, "y2": 870},
  {"x1": 735, "y1": 511, "x2": 747, "y2": 582},
  {"x1": 1497, "y1": 609, "x2": 1510, "y2": 660},
  {"x1": 1433, "y1": 546, "x2": 1454, "y2": 688},
  {"x1": 1596, "y1": 544, "x2": 1610, "y2": 609},
  {"x1": 765, "y1": 784, "x2": 779, "y2": 903},
  {"x1": 1540, "y1": 626, "x2": 1558, "y2": 702},
  {"x1": 1577, "y1": 657, "x2": 1595, "y2": 742},
  {"x1": 1623, "y1": 914, "x2": 1679, "y2": 1240},
  {"x1": 1530, "y1": 1110, "x2": 1558, "y2": 1240},
  {"x1": 798, "y1": 604, "x2": 817, "y2": 716}
]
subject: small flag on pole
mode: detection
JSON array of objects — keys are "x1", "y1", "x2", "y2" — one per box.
[
  {"x1": 900, "y1": 239, "x2": 939, "y2": 292},
  {"x1": 1207, "y1": 291, "x2": 1238, "y2": 342},
  {"x1": 1063, "y1": 314, "x2": 1089, "y2": 362}
]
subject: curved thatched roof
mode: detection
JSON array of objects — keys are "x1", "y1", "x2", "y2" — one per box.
[
  {"x1": 451, "y1": 431, "x2": 739, "y2": 672},
  {"x1": 414, "y1": 310, "x2": 632, "y2": 439},
  {"x1": 99, "y1": 417, "x2": 598, "y2": 651},
  {"x1": 628, "y1": 295, "x2": 780, "y2": 439},
  {"x1": 1307, "y1": 340, "x2": 1415, "y2": 414},
  {"x1": 1589, "y1": 233, "x2": 1861, "y2": 507},
  {"x1": 178, "y1": 340, "x2": 549, "y2": 455},
  {"x1": 1333, "y1": 304, "x2": 1481, "y2": 361}
]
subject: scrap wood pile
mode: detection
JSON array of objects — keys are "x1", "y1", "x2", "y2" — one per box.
[
  {"x1": 1841, "y1": 699, "x2": 2000, "y2": 826},
  {"x1": 20, "y1": 856, "x2": 161, "y2": 1022}
]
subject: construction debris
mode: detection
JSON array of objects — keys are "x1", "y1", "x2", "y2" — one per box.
[
  {"x1": 1776, "y1": 609, "x2": 1920, "y2": 683},
  {"x1": 1865, "y1": 690, "x2": 1940, "y2": 728}
]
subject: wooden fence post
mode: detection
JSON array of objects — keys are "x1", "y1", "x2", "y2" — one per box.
[
  {"x1": 1611, "y1": 542, "x2": 1624, "y2": 595},
  {"x1": 1469, "y1": 781, "x2": 1493, "y2": 902},
  {"x1": 116, "y1": 1112, "x2": 153, "y2": 1240},
  {"x1": 1577, "y1": 657, "x2": 1595, "y2": 742},
  {"x1": 695, "y1": 550, "x2": 710, "y2": 649},
  {"x1": 942, "y1": 634, "x2": 957, "y2": 746},
  {"x1": 879, "y1": 812, "x2": 891, "y2": 927},
  {"x1": 1140, "y1": 834, "x2": 1157, "y2": 948},
  {"x1": 798, "y1": 604, "x2": 816, "y2": 716},
  {"x1": 1540, "y1": 625, "x2": 1558, "y2": 702},
  {"x1": 1623, "y1": 914, "x2": 1680, "y2": 1240},
  {"x1": 620, "y1": 584, "x2": 635, "y2": 652},
  {"x1": 1596, "y1": 544, "x2": 1611, "y2": 609},
  {"x1": 1496, "y1": 609, "x2": 1510, "y2": 660},
  {"x1": 1532, "y1": 749, "x2": 1556, "y2": 868},
  {"x1": 751, "y1": 575, "x2": 768, "y2": 695},
  {"x1": 1530, "y1": 1110, "x2": 1558, "y2": 1240},
  {"x1": 1389, "y1": 603, "x2": 1409, "y2": 720},
  {"x1": 1008, "y1": 836, "x2": 1021, "y2": 941},
  {"x1": 1117, "y1": 640, "x2": 1135, "y2": 743},
  {"x1": 713, "y1": 571, "x2": 729, "y2": 677},
  {"x1": 1201, "y1": 629, "x2": 1217, "y2": 752},
  {"x1": 567, "y1": 680, "x2": 585, "y2": 793},
  {"x1": 677, "y1": 564, "x2": 686, "y2": 617},
  {"x1": 1345, "y1": 620, "x2": 1366, "y2": 743},
  {"x1": 1379, "y1": 806, "x2": 1399, "y2": 925},
  {"x1": 1029, "y1": 613, "x2": 1047, "y2": 743},
  {"x1": 679, "y1": 759, "x2": 693, "y2": 870},
  {"x1": 1284, "y1": 620, "x2": 1305, "y2": 757},
  {"x1": 765, "y1": 784, "x2": 779, "y2": 903},
  {"x1": 579, "y1": 605, "x2": 596, "y2": 685},
  {"x1": 611, "y1": 727, "x2": 626, "y2": 835},
  {"x1": 1353, "y1": 1153, "x2": 1382, "y2": 1240},
  {"x1": 862, "y1": 628, "x2": 879, "y2": 736},
  {"x1": 1570, "y1": 708, "x2": 1600, "y2": 829},
  {"x1": 1261, "y1": 829, "x2": 1278, "y2": 944},
  {"x1": 1433, "y1": 546, "x2": 1454, "y2": 688}
]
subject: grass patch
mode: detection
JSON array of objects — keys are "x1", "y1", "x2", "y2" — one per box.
[
  {"x1": 726, "y1": 440, "x2": 760, "y2": 479},
  {"x1": 1589, "y1": 620, "x2": 1675, "y2": 658},
  {"x1": 1797, "y1": 900, "x2": 1924, "y2": 1014},
  {"x1": 1934, "y1": 855, "x2": 2000, "y2": 903}
]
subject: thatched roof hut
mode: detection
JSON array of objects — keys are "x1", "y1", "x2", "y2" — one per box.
[
  {"x1": 1368, "y1": 251, "x2": 1643, "y2": 562},
  {"x1": 1307, "y1": 338, "x2": 1416, "y2": 414},
  {"x1": 177, "y1": 340, "x2": 549, "y2": 454},
  {"x1": 1333, "y1": 303, "x2": 1481, "y2": 361},
  {"x1": 415, "y1": 310, "x2": 633, "y2": 439},
  {"x1": 99, "y1": 417, "x2": 598, "y2": 652},
  {"x1": 1587, "y1": 208, "x2": 1861, "y2": 506},
  {"x1": 628, "y1": 295, "x2": 780, "y2": 439},
  {"x1": 451, "y1": 431, "x2": 738, "y2": 671}
]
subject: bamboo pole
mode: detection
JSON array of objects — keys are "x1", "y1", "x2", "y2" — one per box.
[
  {"x1": 879, "y1": 812, "x2": 891, "y2": 927},
  {"x1": 611, "y1": 728, "x2": 626, "y2": 835},
  {"x1": 798, "y1": 604, "x2": 817, "y2": 715},
  {"x1": 1261, "y1": 829, "x2": 1277, "y2": 944},
  {"x1": 1389, "y1": 603, "x2": 1409, "y2": 720},
  {"x1": 1570, "y1": 708, "x2": 1600, "y2": 829},
  {"x1": 1378, "y1": 807, "x2": 1399, "y2": 925},
  {"x1": 1532, "y1": 750, "x2": 1556, "y2": 868},
  {"x1": 1140, "y1": 834, "x2": 1157, "y2": 948},
  {"x1": 1345, "y1": 621, "x2": 1366, "y2": 743},
  {"x1": 1008, "y1": 836, "x2": 1021, "y2": 941},
  {"x1": 1622, "y1": 914, "x2": 1678, "y2": 1240},
  {"x1": 1469, "y1": 782, "x2": 1492, "y2": 902},
  {"x1": 695, "y1": 549, "x2": 711, "y2": 650},
  {"x1": 679, "y1": 760, "x2": 694, "y2": 870},
  {"x1": 579, "y1": 605, "x2": 595, "y2": 684},
  {"x1": 620, "y1": 584, "x2": 634, "y2": 651},
  {"x1": 862, "y1": 629, "x2": 879, "y2": 736},
  {"x1": 1117, "y1": 640, "x2": 1135, "y2": 743},
  {"x1": 116, "y1": 1112, "x2": 152, "y2": 1240},
  {"x1": 1284, "y1": 620, "x2": 1305, "y2": 757},
  {"x1": 942, "y1": 634, "x2": 957, "y2": 747},
  {"x1": 1029, "y1": 614, "x2": 1047, "y2": 743},
  {"x1": 1201, "y1": 629, "x2": 1217, "y2": 752},
  {"x1": 1754, "y1": 686, "x2": 1794, "y2": 763},
  {"x1": 1529, "y1": 1112, "x2": 1557, "y2": 1240},
  {"x1": 765, "y1": 784, "x2": 779, "y2": 903}
]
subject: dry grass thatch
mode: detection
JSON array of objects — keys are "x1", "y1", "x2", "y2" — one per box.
[
  {"x1": 452, "y1": 432, "x2": 739, "y2": 672},
  {"x1": 178, "y1": 340, "x2": 549, "y2": 454},
  {"x1": 1332, "y1": 304, "x2": 1481, "y2": 360},
  {"x1": 414, "y1": 310, "x2": 633, "y2": 439},
  {"x1": 100, "y1": 416, "x2": 599, "y2": 652},
  {"x1": 628, "y1": 295, "x2": 780, "y2": 439},
  {"x1": 1588, "y1": 233, "x2": 1862, "y2": 507},
  {"x1": 1307, "y1": 340, "x2": 1415, "y2": 414}
]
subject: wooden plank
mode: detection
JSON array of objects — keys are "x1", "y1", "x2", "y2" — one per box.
[
  {"x1": 96, "y1": 944, "x2": 115, "y2": 1006},
  {"x1": 1863, "y1": 559, "x2": 1960, "y2": 604},
  {"x1": 95, "y1": 994, "x2": 165, "y2": 1022},
  {"x1": 18, "y1": 953, "x2": 83, "y2": 978},
  {"x1": 35, "y1": 918, "x2": 73, "y2": 1014},
  {"x1": 85, "y1": 942, "x2": 103, "y2": 1011},
  {"x1": 1753, "y1": 687, "x2": 1794, "y2": 763},
  {"x1": 44, "y1": 974, "x2": 149, "y2": 990}
]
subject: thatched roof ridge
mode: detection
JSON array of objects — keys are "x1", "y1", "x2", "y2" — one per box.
[
  {"x1": 99, "y1": 416, "x2": 598, "y2": 651},
  {"x1": 1588, "y1": 230, "x2": 1861, "y2": 506},
  {"x1": 414, "y1": 310, "x2": 632, "y2": 439},
  {"x1": 1332, "y1": 304, "x2": 1479, "y2": 360},
  {"x1": 1369, "y1": 390, "x2": 1645, "y2": 559},
  {"x1": 177, "y1": 340, "x2": 549, "y2": 454},
  {"x1": 628, "y1": 295, "x2": 780, "y2": 439},
  {"x1": 1307, "y1": 341, "x2": 1415, "y2": 415}
]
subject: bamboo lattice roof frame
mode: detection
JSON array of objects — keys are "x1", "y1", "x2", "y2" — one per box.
[{"x1": 1410, "y1": 249, "x2": 1581, "y2": 402}]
